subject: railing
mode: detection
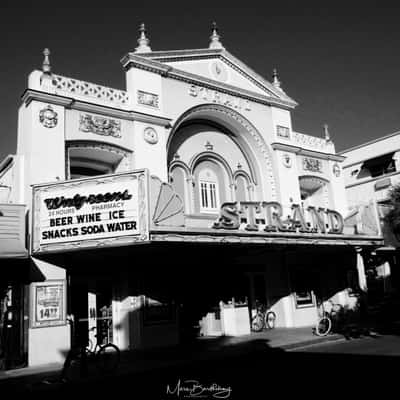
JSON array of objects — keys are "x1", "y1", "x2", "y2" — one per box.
[
  {"x1": 292, "y1": 131, "x2": 332, "y2": 152},
  {"x1": 44, "y1": 74, "x2": 131, "y2": 108}
]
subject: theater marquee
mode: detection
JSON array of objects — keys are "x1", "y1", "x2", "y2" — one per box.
[{"x1": 32, "y1": 170, "x2": 150, "y2": 253}]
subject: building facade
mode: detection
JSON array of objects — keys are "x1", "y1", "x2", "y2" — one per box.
[
  {"x1": 341, "y1": 132, "x2": 400, "y2": 297},
  {"x1": 0, "y1": 25, "x2": 382, "y2": 369}
]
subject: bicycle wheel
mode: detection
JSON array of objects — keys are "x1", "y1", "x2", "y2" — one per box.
[
  {"x1": 251, "y1": 314, "x2": 264, "y2": 332},
  {"x1": 315, "y1": 317, "x2": 332, "y2": 336},
  {"x1": 265, "y1": 311, "x2": 276, "y2": 329},
  {"x1": 96, "y1": 344, "x2": 120, "y2": 373},
  {"x1": 62, "y1": 347, "x2": 88, "y2": 382}
]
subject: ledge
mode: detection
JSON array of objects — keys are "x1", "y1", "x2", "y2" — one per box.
[
  {"x1": 271, "y1": 142, "x2": 346, "y2": 162},
  {"x1": 149, "y1": 225, "x2": 383, "y2": 247},
  {"x1": 20, "y1": 90, "x2": 172, "y2": 127}
]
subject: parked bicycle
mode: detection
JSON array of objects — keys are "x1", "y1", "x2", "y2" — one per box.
[
  {"x1": 251, "y1": 301, "x2": 276, "y2": 332},
  {"x1": 86, "y1": 326, "x2": 120, "y2": 372},
  {"x1": 61, "y1": 323, "x2": 120, "y2": 382},
  {"x1": 313, "y1": 299, "x2": 344, "y2": 337}
]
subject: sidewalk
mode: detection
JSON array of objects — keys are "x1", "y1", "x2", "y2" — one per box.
[{"x1": 0, "y1": 327, "x2": 344, "y2": 387}]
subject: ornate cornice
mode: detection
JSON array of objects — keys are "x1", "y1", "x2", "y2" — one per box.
[
  {"x1": 21, "y1": 89, "x2": 172, "y2": 127},
  {"x1": 149, "y1": 227, "x2": 383, "y2": 247},
  {"x1": 21, "y1": 90, "x2": 73, "y2": 107},
  {"x1": 271, "y1": 142, "x2": 346, "y2": 162}
]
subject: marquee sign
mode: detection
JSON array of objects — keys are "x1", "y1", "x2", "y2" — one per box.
[
  {"x1": 32, "y1": 171, "x2": 149, "y2": 253},
  {"x1": 213, "y1": 201, "x2": 344, "y2": 234}
]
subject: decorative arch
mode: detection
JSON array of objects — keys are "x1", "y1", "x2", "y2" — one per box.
[
  {"x1": 65, "y1": 140, "x2": 132, "y2": 179},
  {"x1": 168, "y1": 159, "x2": 191, "y2": 179},
  {"x1": 233, "y1": 169, "x2": 252, "y2": 183},
  {"x1": 167, "y1": 104, "x2": 277, "y2": 198},
  {"x1": 298, "y1": 175, "x2": 331, "y2": 208},
  {"x1": 189, "y1": 151, "x2": 234, "y2": 186}
]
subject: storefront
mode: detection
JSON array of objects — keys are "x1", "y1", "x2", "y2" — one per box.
[
  {"x1": 0, "y1": 203, "x2": 29, "y2": 370},
  {"x1": 0, "y1": 25, "x2": 383, "y2": 368}
]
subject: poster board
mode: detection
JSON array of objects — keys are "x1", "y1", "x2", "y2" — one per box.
[{"x1": 30, "y1": 280, "x2": 66, "y2": 328}]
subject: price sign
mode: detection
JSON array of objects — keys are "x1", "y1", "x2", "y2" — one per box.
[{"x1": 31, "y1": 280, "x2": 66, "y2": 328}]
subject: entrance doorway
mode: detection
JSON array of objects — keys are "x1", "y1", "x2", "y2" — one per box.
[
  {"x1": 0, "y1": 285, "x2": 28, "y2": 370},
  {"x1": 70, "y1": 278, "x2": 114, "y2": 348}
]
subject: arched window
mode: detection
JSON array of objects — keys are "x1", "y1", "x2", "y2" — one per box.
[
  {"x1": 170, "y1": 166, "x2": 187, "y2": 211},
  {"x1": 66, "y1": 142, "x2": 131, "y2": 179},
  {"x1": 299, "y1": 176, "x2": 330, "y2": 210},
  {"x1": 235, "y1": 174, "x2": 250, "y2": 202},
  {"x1": 198, "y1": 168, "x2": 220, "y2": 213}
]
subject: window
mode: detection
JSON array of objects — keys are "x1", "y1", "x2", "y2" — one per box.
[
  {"x1": 198, "y1": 169, "x2": 220, "y2": 212},
  {"x1": 67, "y1": 143, "x2": 130, "y2": 179},
  {"x1": 299, "y1": 176, "x2": 329, "y2": 210},
  {"x1": 360, "y1": 153, "x2": 396, "y2": 178},
  {"x1": 291, "y1": 266, "x2": 317, "y2": 308},
  {"x1": 200, "y1": 181, "x2": 218, "y2": 211},
  {"x1": 70, "y1": 165, "x2": 109, "y2": 179},
  {"x1": 235, "y1": 175, "x2": 249, "y2": 202}
]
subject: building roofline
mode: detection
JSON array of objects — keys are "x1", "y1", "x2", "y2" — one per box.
[
  {"x1": 0, "y1": 155, "x2": 15, "y2": 174},
  {"x1": 339, "y1": 130, "x2": 400, "y2": 155},
  {"x1": 121, "y1": 53, "x2": 298, "y2": 110}
]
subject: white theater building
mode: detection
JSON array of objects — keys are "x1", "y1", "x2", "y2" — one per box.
[{"x1": 0, "y1": 24, "x2": 382, "y2": 369}]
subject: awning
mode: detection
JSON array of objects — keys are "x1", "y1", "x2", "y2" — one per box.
[{"x1": 0, "y1": 204, "x2": 28, "y2": 258}]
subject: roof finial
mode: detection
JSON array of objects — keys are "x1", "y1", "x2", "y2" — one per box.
[
  {"x1": 272, "y1": 68, "x2": 281, "y2": 89},
  {"x1": 209, "y1": 22, "x2": 224, "y2": 50},
  {"x1": 323, "y1": 123, "x2": 331, "y2": 141},
  {"x1": 135, "y1": 23, "x2": 152, "y2": 53},
  {"x1": 42, "y1": 48, "x2": 51, "y2": 74}
]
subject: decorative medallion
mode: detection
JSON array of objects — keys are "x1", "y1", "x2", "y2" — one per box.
[
  {"x1": 302, "y1": 157, "x2": 322, "y2": 173},
  {"x1": 276, "y1": 125, "x2": 290, "y2": 139},
  {"x1": 210, "y1": 61, "x2": 228, "y2": 82},
  {"x1": 137, "y1": 90, "x2": 159, "y2": 108},
  {"x1": 39, "y1": 105, "x2": 58, "y2": 128},
  {"x1": 143, "y1": 127, "x2": 159, "y2": 144},
  {"x1": 282, "y1": 153, "x2": 292, "y2": 168},
  {"x1": 333, "y1": 163, "x2": 341, "y2": 177},
  {"x1": 205, "y1": 141, "x2": 214, "y2": 151},
  {"x1": 79, "y1": 114, "x2": 121, "y2": 138}
]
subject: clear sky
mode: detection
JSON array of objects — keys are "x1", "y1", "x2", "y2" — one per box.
[{"x1": 1, "y1": 2, "x2": 400, "y2": 161}]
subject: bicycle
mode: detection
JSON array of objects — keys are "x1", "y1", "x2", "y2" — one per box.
[
  {"x1": 313, "y1": 300, "x2": 343, "y2": 337},
  {"x1": 60, "y1": 324, "x2": 120, "y2": 382},
  {"x1": 251, "y1": 301, "x2": 276, "y2": 332},
  {"x1": 86, "y1": 326, "x2": 120, "y2": 373}
]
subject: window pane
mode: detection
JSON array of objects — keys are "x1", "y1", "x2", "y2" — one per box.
[{"x1": 210, "y1": 183, "x2": 216, "y2": 208}]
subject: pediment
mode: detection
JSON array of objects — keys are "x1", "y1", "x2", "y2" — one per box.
[{"x1": 140, "y1": 49, "x2": 296, "y2": 106}]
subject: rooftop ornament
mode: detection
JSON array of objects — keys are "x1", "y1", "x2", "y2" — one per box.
[
  {"x1": 209, "y1": 22, "x2": 225, "y2": 50},
  {"x1": 272, "y1": 68, "x2": 281, "y2": 89},
  {"x1": 135, "y1": 23, "x2": 152, "y2": 53},
  {"x1": 324, "y1": 123, "x2": 331, "y2": 142},
  {"x1": 40, "y1": 48, "x2": 53, "y2": 87},
  {"x1": 42, "y1": 48, "x2": 51, "y2": 74}
]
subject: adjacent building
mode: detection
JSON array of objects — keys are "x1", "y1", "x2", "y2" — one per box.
[
  {"x1": 0, "y1": 24, "x2": 383, "y2": 369},
  {"x1": 341, "y1": 132, "x2": 400, "y2": 297}
]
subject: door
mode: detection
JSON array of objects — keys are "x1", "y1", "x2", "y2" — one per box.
[{"x1": 0, "y1": 285, "x2": 28, "y2": 370}]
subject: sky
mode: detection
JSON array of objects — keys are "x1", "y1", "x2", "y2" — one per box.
[{"x1": 1, "y1": 2, "x2": 400, "y2": 161}]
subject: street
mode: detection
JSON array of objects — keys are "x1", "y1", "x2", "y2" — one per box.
[
  {"x1": 1, "y1": 333, "x2": 399, "y2": 398},
  {"x1": 291, "y1": 334, "x2": 400, "y2": 356}
]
